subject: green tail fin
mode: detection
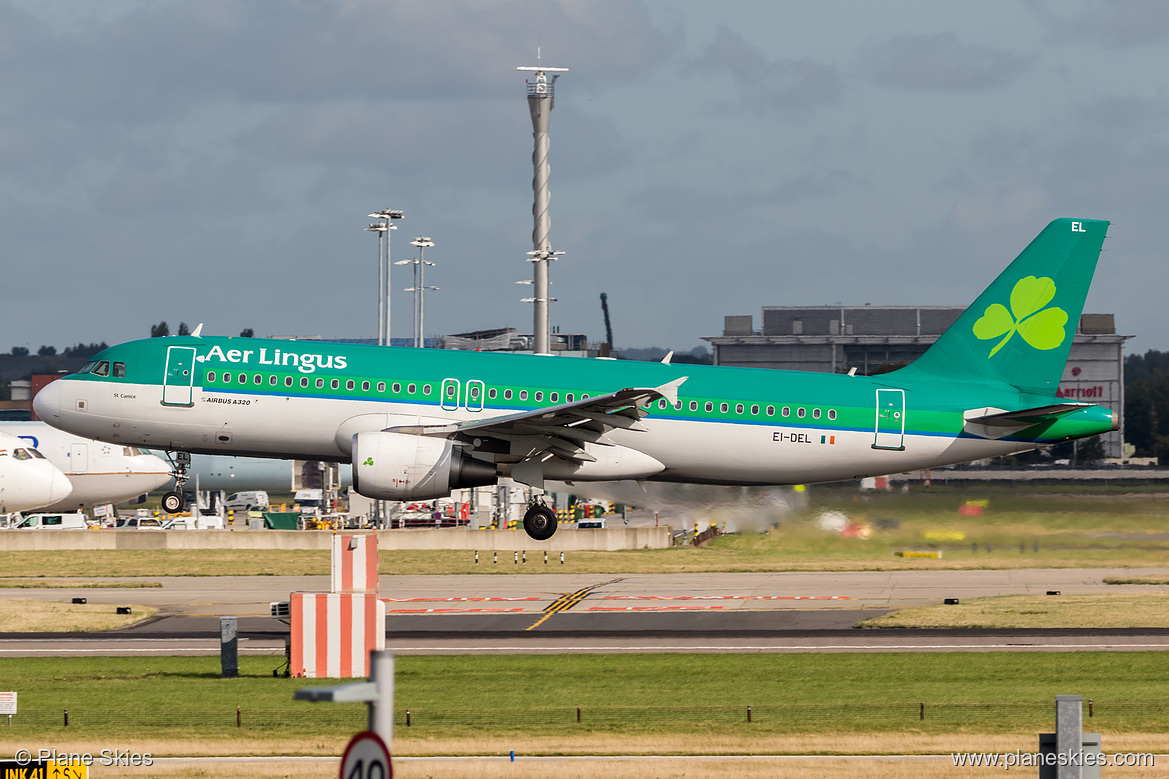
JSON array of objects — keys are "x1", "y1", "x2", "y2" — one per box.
[{"x1": 898, "y1": 218, "x2": 1109, "y2": 395}]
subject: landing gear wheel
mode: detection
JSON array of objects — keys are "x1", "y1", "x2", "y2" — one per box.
[
  {"x1": 523, "y1": 504, "x2": 558, "y2": 541},
  {"x1": 162, "y1": 491, "x2": 185, "y2": 513}
]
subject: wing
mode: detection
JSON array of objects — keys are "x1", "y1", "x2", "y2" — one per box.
[
  {"x1": 962, "y1": 402, "x2": 1092, "y2": 439},
  {"x1": 387, "y1": 377, "x2": 688, "y2": 486}
]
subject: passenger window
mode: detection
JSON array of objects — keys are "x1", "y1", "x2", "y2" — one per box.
[
  {"x1": 766, "y1": 405, "x2": 774, "y2": 416},
  {"x1": 705, "y1": 402, "x2": 713, "y2": 412},
  {"x1": 270, "y1": 375, "x2": 278, "y2": 386},
  {"x1": 346, "y1": 380, "x2": 355, "y2": 391},
  {"x1": 423, "y1": 384, "x2": 432, "y2": 395},
  {"x1": 93, "y1": 361, "x2": 110, "y2": 377},
  {"x1": 113, "y1": 362, "x2": 126, "y2": 378},
  {"x1": 285, "y1": 376, "x2": 294, "y2": 387},
  {"x1": 567, "y1": 393, "x2": 574, "y2": 403},
  {"x1": 331, "y1": 379, "x2": 340, "y2": 390},
  {"x1": 520, "y1": 390, "x2": 528, "y2": 401},
  {"x1": 446, "y1": 385, "x2": 456, "y2": 398},
  {"x1": 362, "y1": 381, "x2": 370, "y2": 392},
  {"x1": 720, "y1": 403, "x2": 729, "y2": 413},
  {"x1": 315, "y1": 378, "x2": 324, "y2": 389},
  {"x1": 781, "y1": 406, "x2": 790, "y2": 417},
  {"x1": 751, "y1": 405, "x2": 759, "y2": 415},
  {"x1": 489, "y1": 388, "x2": 497, "y2": 399},
  {"x1": 504, "y1": 389, "x2": 513, "y2": 400},
  {"x1": 535, "y1": 391, "x2": 544, "y2": 402},
  {"x1": 735, "y1": 403, "x2": 744, "y2": 414},
  {"x1": 812, "y1": 408, "x2": 821, "y2": 420},
  {"x1": 582, "y1": 394, "x2": 590, "y2": 400},
  {"x1": 253, "y1": 374, "x2": 262, "y2": 385},
  {"x1": 408, "y1": 383, "x2": 416, "y2": 394},
  {"x1": 828, "y1": 409, "x2": 837, "y2": 420},
  {"x1": 301, "y1": 377, "x2": 309, "y2": 388},
  {"x1": 797, "y1": 407, "x2": 806, "y2": 418},
  {"x1": 238, "y1": 373, "x2": 247, "y2": 384},
  {"x1": 690, "y1": 401, "x2": 698, "y2": 411},
  {"x1": 658, "y1": 399, "x2": 667, "y2": 409},
  {"x1": 207, "y1": 371, "x2": 217, "y2": 383},
  {"x1": 377, "y1": 382, "x2": 385, "y2": 392},
  {"x1": 550, "y1": 392, "x2": 559, "y2": 403},
  {"x1": 470, "y1": 386, "x2": 481, "y2": 399},
  {"x1": 392, "y1": 383, "x2": 401, "y2": 393}
]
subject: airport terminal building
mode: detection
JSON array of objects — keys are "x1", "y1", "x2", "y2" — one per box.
[{"x1": 705, "y1": 307, "x2": 1130, "y2": 458}]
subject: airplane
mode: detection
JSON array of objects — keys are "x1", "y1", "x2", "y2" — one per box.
[
  {"x1": 33, "y1": 218, "x2": 1116, "y2": 540},
  {"x1": 0, "y1": 431, "x2": 73, "y2": 514},
  {"x1": 0, "y1": 422, "x2": 171, "y2": 511}
]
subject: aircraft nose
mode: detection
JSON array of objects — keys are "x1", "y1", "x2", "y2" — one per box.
[
  {"x1": 32, "y1": 380, "x2": 62, "y2": 424},
  {"x1": 49, "y1": 468, "x2": 73, "y2": 505}
]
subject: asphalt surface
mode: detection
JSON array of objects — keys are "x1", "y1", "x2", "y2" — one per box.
[{"x1": 2, "y1": 567, "x2": 1169, "y2": 655}]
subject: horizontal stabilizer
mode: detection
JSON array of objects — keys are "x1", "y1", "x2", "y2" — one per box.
[{"x1": 964, "y1": 403, "x2": 1092, "y2": 427}]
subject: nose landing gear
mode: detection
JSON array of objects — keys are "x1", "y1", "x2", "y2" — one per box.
[{"x1": 160, "y1": 451, "x2": 191, "y2": 513}]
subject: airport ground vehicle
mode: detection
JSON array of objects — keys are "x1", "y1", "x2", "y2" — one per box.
[
  {"x1": 11, "y1": 512, "x2": 89, "y2": 529},
  {"x1": 223, "y1": 490, "x2": 269, "y2": 512}
]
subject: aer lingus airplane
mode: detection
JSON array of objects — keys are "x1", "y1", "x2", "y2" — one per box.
[{"x1": 34, "y1": 218, "x2": 1116, "y2": 540}]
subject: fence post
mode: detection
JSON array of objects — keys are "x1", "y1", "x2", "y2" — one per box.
[
  {"x1": 236, "y1": 705, "x2": 241, "y2": 728},
  {"x1": 747, "y1": 705, "x2": 752, "y2": 723},
  {"x1": 475, "y1": 551, "x2": 479, "y2": 564},
  {"x1": 64, "y1": 709, "x2": 68, "y2": 727},
  {"x1": 920, "y1": 702, "x2": 924, "y2": 721},
  {"x1": 577, "y1": 707, "x2": 581, "y2": 723},
  {"x1": 406, "y1": 709, "x2": 411, "y2": 727},
  {"x1": 560, "y1": 552, "x2": 564, "y2": 565},
  {"x1": 1088, "y1": 699, "x2": 1093, "y2": 718}
]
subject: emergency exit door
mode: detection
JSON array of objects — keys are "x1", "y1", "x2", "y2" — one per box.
[
  {"x1": 873, "y1": 389, "x2": 905, "y2": 450},
  {"x1": 162, "y1": 346, "x2": 197, "y2": 406}
]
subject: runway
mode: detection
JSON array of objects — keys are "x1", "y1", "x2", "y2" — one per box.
[{"x1": 1, "y1": 568, "x2": 1167, "y2": 656}]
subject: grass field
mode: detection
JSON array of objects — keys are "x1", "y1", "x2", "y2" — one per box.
[
  {"x1": 0, "y1": 599, "x2": 158, "y2": 631},
  {"x1": 858, "y1": 593, "x2": 1169, "y2": 628}
]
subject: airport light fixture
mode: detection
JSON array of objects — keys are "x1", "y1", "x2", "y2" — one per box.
[
  {"x1": 366, "y1": 209, "x2": 404, "y2": 347},
  {"x1": 402, "y1": 237, "x2": 437, "y2": 348}
]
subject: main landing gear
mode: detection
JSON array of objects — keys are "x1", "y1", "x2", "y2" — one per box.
[
  {"x1": 523, "y1": 500, "x2": 558, "y2": 541},
  {"x1": 161, "y1": 451, "x2": 191, "y2": 513}
]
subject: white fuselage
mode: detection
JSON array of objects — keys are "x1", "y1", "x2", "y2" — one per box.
[
  {"x1": 0, "y1": 431, "x2": 73, "y2": 513},
  {"x1": 0, "y1": 422, "x2": 171, "y2": 510}
]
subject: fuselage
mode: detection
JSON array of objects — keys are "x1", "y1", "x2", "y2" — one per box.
[
  {"x1": 33, "y1": 335, "x2": 1116, "y2": 487},
  {"x1": 0, "y1": 422, "x2": 171, "y2": 510},
  {"x1": 0, "y1": 431, "x2": 73, "y2": 513}
]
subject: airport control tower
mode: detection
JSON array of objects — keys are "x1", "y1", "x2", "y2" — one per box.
[{"x1": 516, "y1": 60, "x2": 568, "y2": 355}]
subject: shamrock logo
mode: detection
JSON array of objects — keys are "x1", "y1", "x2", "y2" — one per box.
[
  {"x1": 362, "y1": 457, "x2": 374, "y2": 467},
  {"x1": 972, "y1": 276, "x2": 1068, "y2": 357}
]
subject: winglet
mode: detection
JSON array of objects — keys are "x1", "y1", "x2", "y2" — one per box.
[
  {"x1": 661, "y1": 351, "x2": 673, "y2": 365},
  {"x1": 654, "y1": 377, "x2": 688, "y2": 406},
  {"x1": 191, "y1": 323, "x2": 204, "y2": 338}
]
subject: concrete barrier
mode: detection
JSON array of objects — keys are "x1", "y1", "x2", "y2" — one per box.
[{"x1": 0, "y1": 526, "x2": 672, "y2": 552}]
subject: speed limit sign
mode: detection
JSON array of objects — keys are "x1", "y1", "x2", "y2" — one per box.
[{"x1": 340, "y1": 730, "x2": 392, "y2": 779}]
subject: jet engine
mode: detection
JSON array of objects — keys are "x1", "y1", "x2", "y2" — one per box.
[{"x1": 352, "y1": 431, "x2": 495, "y2": 501}]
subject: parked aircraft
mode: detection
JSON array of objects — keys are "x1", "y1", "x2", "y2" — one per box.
[
  {"x1": 34, "y1": 219, "x2": 1116, "y2": 540},
  {"x1": 0, "y1": 422, "x2": 171, "y2": 511},
  {"x1": 0, "y1": 431, "x2": 72, "y2": 514}
]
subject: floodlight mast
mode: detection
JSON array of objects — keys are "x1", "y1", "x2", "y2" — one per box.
[
  {"x1": 366, "y1": 209, "x2": 403, "y2": 346},
  {"x1": 517, "y1": 61, "x2": 568, "y2": 355}
]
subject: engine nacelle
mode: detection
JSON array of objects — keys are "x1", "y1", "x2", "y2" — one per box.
[{"x1": 352, "y1": 431, "x2": 495, "y2": 501}]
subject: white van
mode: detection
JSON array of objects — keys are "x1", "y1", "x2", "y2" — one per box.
[
  {"x1": 224, "y1": 491, "x2": 269, "y2": 512},
  {"x1": 294, "y1": 488, "x2": 323, "y2": 514},
  {"x1": 14, "y1": 513, "x2": 89, "y2": 530}
]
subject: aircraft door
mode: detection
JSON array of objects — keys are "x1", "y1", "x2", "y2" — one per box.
[
  {"x1": 162, "y1": 346, "x2": 197, "y2": 407},
  {"x1": 69, "y1": 443, "x2": 88, "y2": 474},
  {"x1": 467, "y1": 380, "x2": 485, "y2": 412},
  {"x1": 440, "y1": 378, "x2": 461, "y2": 412},
  {"x1": 873, "y1": 389, "x2": 905, "y2": 451}
]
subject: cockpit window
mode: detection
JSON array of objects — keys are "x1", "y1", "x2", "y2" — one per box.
[
  {"x1": 28, "y1": 448, "x2": 45, "y2": 459},
  {"x1": 12, "y1": 448, "x2": 31, "y2": 461},
  {"x1": 113, "y1": 362, "x2": 126, "y2": 378},
  {"x1": 92, "y1": 361, "x2": 110, "y2": 377},
  {"x1": 79, "y1": 361, "x2": 97, "y2": 374},
  {"x1": 123, "y1": 446, "x2": 143, "y2": 457}
]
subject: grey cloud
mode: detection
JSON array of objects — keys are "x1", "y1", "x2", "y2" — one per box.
[
  {"x1": 860, "y1": 32, "x2": 1032, "y2": 91},
  {"x1": 1024, "y1": 0, "x2": 1169, "y2": 48},
  {"x1": 693, "y1": 26, "x2": 843, "y2": 119}
]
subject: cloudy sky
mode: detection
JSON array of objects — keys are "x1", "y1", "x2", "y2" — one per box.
[{"x1": 3, "y1": 0, "x2": 1167, "y2": 355}]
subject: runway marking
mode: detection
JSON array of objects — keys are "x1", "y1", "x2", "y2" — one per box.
[
  {"x1": 386, "y1": 608, "x2": 528, "y2": 614},
  {"x1": 526, "y1": 577, "x2": 625, "y2": 631},
  {"x1": 381, "y1": 597, "x2": 541, "y2": 602},
  {"x1": 600, "y1": 595, "x2": 851, "y2": 601},
  {"x1": 590, "y1": 606, "x2": 726, "y2": 611}
]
